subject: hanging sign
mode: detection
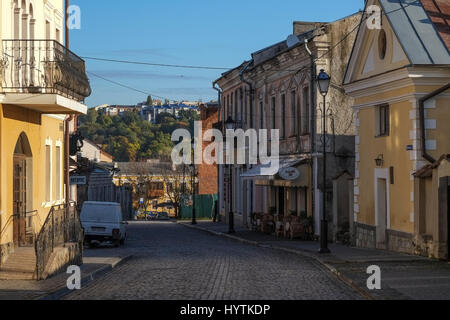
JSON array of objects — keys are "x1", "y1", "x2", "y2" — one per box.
[{"x1": 279, "y1": 167, "x2": 300, "y2": 181}]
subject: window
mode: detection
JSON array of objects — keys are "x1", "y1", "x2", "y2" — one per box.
[
  {"x1": 291, "y1": 91, "x2": 296, "y2": 136},
  {"x1": 281, "y1": 94, "x2": 286, "y2": 139},
  {"x1": 260, "y1": 101, "x2": 264, "y2": 129},
  {"x1": 55, "y1": 146, "x2": 61, "y2": 200},
  {"x1": 378, "y1": 29, "x2": 387, "y2": 60},
  {"x1": 56, "y1": 28, "x2": 61, "y2": 43},
  {"x1": 233, "y1": 90, "x2": 240, "y2": 121},
  {"x1": 240, "y1": 89, "x2": 244, "y2": 123},
  {"x1": 376, "y1": 104, "x2": 390, "y2": 137},
  {"x1": 46, "y1": 21, "x2": 51, "y2": 40},
  {"x1": 302, "y1": 87, "x2": 310, "y2": 134},
  {"x1": 271, "y1": 97, "x2": 276, "y2": 130},
  {"x1": 45, "y1": 144, "x2": 51, "y2": 203},
  {"x1": 249, "y1": 97, "x2": 254, "y2": 128}
]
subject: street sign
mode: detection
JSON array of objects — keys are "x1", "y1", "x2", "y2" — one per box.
[{"x1": 70, "y1": 176, "x2": 86, "y2": 185}]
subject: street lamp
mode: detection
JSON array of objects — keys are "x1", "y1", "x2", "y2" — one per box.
[
  {"x1": 225, "y1": 115, "x2": 236, "y2": 234},
  {"x1": 317, "y1": 69, "x2": 331, "y2": 254},
  {"x1": 190, "y1": 138, "x2": 197, "y2": 225}
]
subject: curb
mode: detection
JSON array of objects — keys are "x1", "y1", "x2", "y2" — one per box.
[
  {"x1": 37, "y1": 255, "x2": 133, "y2": 300},
  {"x1": 179, "y1": 222, "x2": 376, "y2": 300}
]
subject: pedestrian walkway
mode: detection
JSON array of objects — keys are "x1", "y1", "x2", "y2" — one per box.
[
  {"x1": 0, "y1": 250, "x2": 131, "y2": 300},
  {"x1": 182, "y1": 221, "x2": 426, "y2": 263},
  {"x1": 180, "y1": 221, "x2": 450, "y2": 300}
]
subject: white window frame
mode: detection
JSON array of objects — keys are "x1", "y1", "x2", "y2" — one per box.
[{"x1": 55, "y1": 140, "x2": 63, "y2": 203}]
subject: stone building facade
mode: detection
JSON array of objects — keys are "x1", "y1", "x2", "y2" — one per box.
[{"x1": 214, "y1": 13, "x2": 361, "y2": 240}]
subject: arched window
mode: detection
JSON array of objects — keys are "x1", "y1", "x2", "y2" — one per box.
[
  {"x1": 21, "y1": 0, "x2": 28, "y2": 40},
  {"x1": 13, "y1": 0, "x2": 20, "y2": 39}
]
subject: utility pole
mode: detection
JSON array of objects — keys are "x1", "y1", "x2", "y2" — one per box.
[{"x1": 65, "y1": 0, "x2": 69, "y2": 48}]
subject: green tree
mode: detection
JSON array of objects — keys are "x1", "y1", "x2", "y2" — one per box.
[{"x1": 146, "y1": 95, "x2": 153, "y2": 106}]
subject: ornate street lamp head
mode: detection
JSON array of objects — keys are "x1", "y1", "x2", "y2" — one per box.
[
  {"x1": 225, "y1": 115, "x2": 235, "y2": 130},
  {"x1": 317, "y1": 69, "x2": 331, "y2": 97}
]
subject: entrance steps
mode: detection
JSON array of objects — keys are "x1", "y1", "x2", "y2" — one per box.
[{"x1": 0, "y1": 247, "x2": 36, "y2": 280}]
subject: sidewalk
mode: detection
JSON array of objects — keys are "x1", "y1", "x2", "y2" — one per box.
[
  {"x1": 179, "y1": 221, "x2": 450, "y2": 300},
  {"x1": 0, "y1": 251, "x2": 131, "y2": 300}
]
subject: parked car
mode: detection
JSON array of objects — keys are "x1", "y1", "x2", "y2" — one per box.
[
  {"x1": 80, "y1": 201, "x2": 128, "y2": 247},
  {"x1": 148, "y1": 212, "x2": 158, "y2": 221},
  {"x1": 157, "y1": 212, "x2": 170, "y2": 220}
]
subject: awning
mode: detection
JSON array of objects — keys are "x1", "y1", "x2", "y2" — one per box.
[
  {"x1": 241, "y1": 157, "x2": 304, "y2": 179},
  {"x1": 241, "y1": 156, "x2": 311, "y2": 188}
]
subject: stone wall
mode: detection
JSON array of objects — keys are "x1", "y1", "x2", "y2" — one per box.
[
  {"x1": 354, "y1": 222, "x2": 376, "y2": 249},
  {"x1": 387, "y1": 229, "x2": 414, "y2": 254},
  {"x1": 0, "y1": 242, "x2": 13, "y2": 265},
  {"x1": 41, "y1": 242, "x2": 83, "y2": 280}
]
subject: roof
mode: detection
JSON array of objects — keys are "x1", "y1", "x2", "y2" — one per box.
[
  {"x1": 379, "y1": 0, "x2": 450, "y2": 64},
  {"x1": 103, "y1": 162, "x2": 174, "y2": 176},
  {"x1": 241, "y1": 157, "x2": 308, "y2": 179},
  {"x1": 414, "y1": 154, "x2": 450, "y2": 178},
  {"x1": 420, "y1": 0, "x2": 450, "y2": 50},
  {"x1": 249, "y1": 28, "x2": 321, "y2": 69}
]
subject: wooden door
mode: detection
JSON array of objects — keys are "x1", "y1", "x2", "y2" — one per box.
[{"x1": 13, "y1": 155, "x2": 27, "y2": 246}]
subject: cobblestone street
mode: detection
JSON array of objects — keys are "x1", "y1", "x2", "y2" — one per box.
[{"x1": 64, "y1": 222, "x2": 362, "y2": 300}]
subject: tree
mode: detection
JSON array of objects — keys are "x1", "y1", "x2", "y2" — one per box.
[
  {"x1": 146, "y1": 95, "x2": 153, "y2": 106},
  {"x1": 161, "y1": 165, "x2": 191, "y2": 219},
  {"x1": 77, "y1": 105, "x2": 197, "y2": 162}
]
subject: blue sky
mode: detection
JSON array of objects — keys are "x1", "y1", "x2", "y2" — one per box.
[{"x1": 70, "y1": 0, "x2": 364, "y2": 108}]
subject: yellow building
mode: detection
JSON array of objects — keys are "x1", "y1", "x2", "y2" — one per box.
[
  {"x1": 0, "y1": 0, "x2": 90, "y2": 279},
  {"x1": 111, "y1": 162, "x2": 194, "y2": 218},
  {"x1": 343, "y1": 0, "x2": 450, "y2": 259}
]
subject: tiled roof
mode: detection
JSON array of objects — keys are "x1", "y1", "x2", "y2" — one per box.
[
  {"x1": 379, "y1": 0, "x2": 450, "y2": 64},
  {"x1": 420, "y1": 0, "x2": 450, "y2": 51}
]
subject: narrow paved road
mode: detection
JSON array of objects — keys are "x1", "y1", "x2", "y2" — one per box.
[{"x1": 64, "y1": 221, "x2": 362, "y2": 300}]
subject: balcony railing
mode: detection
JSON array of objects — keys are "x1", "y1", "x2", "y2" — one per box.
[{"x1": 1, "y1": 40, "x2": 91, "y2": 102}]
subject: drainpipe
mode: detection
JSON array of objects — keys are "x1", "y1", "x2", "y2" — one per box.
[
  {"x1": 239, "y1": 61, "x2": 254, "y2": 126},
  {"x1": 212, "y1": 81, "x2": 222, "y2": 221},
  {"x1": 64, "y1": 0, "x2": 73, "y2": 206},
  {"x1": 65, "y1": 115, "x2": 73, "y2": 205},
  {"x1": 212, "y1": 81, "x2": 222, "y2": 126},
  {"x1": 419, "y1": 83, "x2": 450, "y2": 164},
  {"x1": 65, "y1": 0, "x2": 70, "y2": 48},
  {"x1": 239, "y1": 61, "x2": 253, "y2": 227},
  {"x1": 305, "y1": 38, "x2": 317, "y2": 228}
]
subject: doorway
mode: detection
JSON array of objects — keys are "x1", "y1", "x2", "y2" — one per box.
[
  {"x1": 376, "y1": 178, "x2": 388, "y2": 249},
  {"x1": 13, "y1": 156, "x2": 27, "y2": 246},
  {"x1": 13, "y1": 133, "x2": 33, "y2": 247},
  {"x1": 278, "y1": 187, "x2": 285, "y2": 216}
]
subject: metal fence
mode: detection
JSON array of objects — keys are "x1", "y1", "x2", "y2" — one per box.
[{"x1": 35, "y1": 202, "x2": 83, "y2": 280}]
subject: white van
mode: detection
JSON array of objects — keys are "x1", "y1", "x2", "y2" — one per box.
[{"x1": 80, "y1": 202, "x2": 128, "y2": 247}]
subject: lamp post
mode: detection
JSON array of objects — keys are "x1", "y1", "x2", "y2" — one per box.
[
  {"x1": 225, "y1": 116, "x2": 236, "y2": 234},
  {"x1": 190, "y1": 138, "x2": 197, "y2": 225},
  {"x1": 317, "y1": 69, "x2": 331, "y2": 254}
]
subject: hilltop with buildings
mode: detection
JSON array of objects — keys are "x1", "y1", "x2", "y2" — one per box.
[{"x1": 78, "y1": 100, "x2": 212, "y2": 162}]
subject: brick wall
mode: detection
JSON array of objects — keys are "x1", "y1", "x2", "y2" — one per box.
[{"x1": 198, "y1": 105, "x2": 219, "y2": 195}]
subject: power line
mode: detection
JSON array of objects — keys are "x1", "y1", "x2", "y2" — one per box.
[
  {"x1": 86, "y1": 1, "x2": 420, "y2": 104},
  {"x1": 83, "y1": 57, "x2": 231, "y2": 71},
  {"x1": 87, "y1": 71, "x2": 180, "y2": 103}
]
